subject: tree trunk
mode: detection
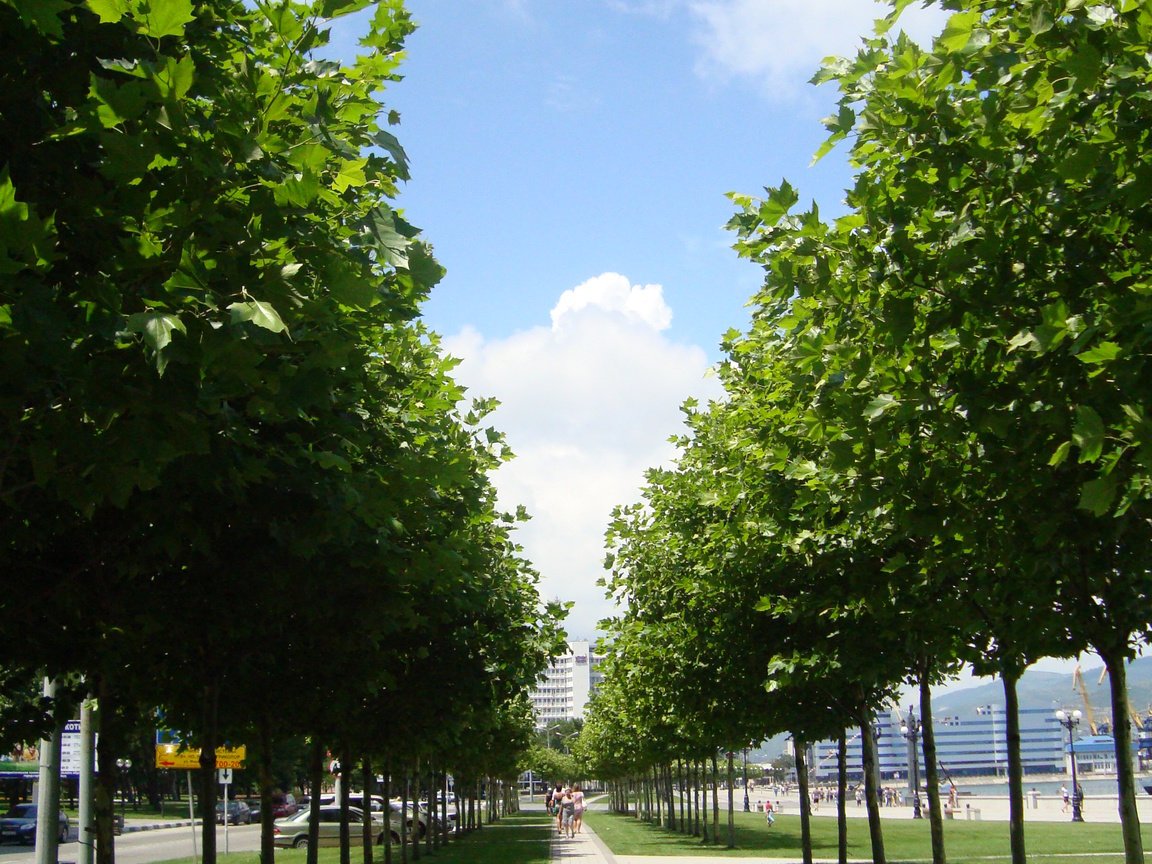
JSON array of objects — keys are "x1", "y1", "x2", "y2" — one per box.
[
  {"x1": 338, "y1": 744, "x2": 351, "y2": 864},
  {"x1": 257, "y1": 713, "x2": 275, "y2": 864},
  {"x1": 382, "y1": 758, "x2": 393, "y2": 864},
  {"x1": 920, "y1": 677, "x2": 946, "y2": 864},
  {"x1": 859, "y1": 715, "x2": 886, "y2": 864},
  {"x1": 695, "y1": 760, "x2": 705, "y2": 843},
  {"x1": 1099, "y1": 648, "x2": 1144, "y2": 864},
  {"x1": 837, "y1": 732, "x2": 848, "y2": 864},
  {"x1": 795, "y1": 738, "x2": 813, "y2": 864},
  {"x1": 93, "y1": 675, "x2": 118, "y2": 864},
  {"x1": 711, "y1": 754, "x2": 719, "y2": 842},
  {"x1": 197, "y1": 681, "x2": 219, "y2": 864},
  {"x1": 725, "y1": 751, "x2": 735, "y2": 849},
  {"x1": 691, "y1": 761, "x2": 699, "y2": 837},
  {"x1": 1002, "y1": 674, "x2": 1026, "y2": 864},
  {"x1": 362, "y1": 756, "x2": 374, "y2": 864},
  {"x1": 307, "y1": 739, "x2": 323, "y2": 864}
]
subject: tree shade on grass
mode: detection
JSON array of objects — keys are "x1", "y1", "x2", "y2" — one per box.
[{"x1": 156, "y1": 811, "x2": 555, "y2": 864}]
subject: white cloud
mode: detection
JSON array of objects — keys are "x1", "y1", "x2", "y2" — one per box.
[
  {"x1": 688, "y1": 0, "x2": 949, "y2": 96},
  {"x1": 551, "y1": 272, "x2": 672, "y2": 332},
  {"x1": 442, "y1": 273, "x2": 721, "y2": 637}
]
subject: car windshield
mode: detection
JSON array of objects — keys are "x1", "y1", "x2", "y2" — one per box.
[{"x1": 5, "y1": 805, "x2": 36, "y2": 819}]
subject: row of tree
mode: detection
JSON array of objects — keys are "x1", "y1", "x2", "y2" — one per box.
[
  {"x1": 580, "y1": 3, "x2": 1152, "y2": 864},
  {"x1": 0, "y1": 2, "x2": 565, "y2": 864}
]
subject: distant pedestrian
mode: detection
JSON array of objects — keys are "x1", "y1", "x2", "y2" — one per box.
[
  {"x1": 764, "y1": 799, "x2": 775, "y2": 827},
  {"x1": 1060, "y1": 784, "x2": 1070, "y2": 813},
  {"x1": 1074, "y1": 784, "x2": 1085, "y2": 814},
  {"x1": 559, "y1": 788, "x2": 576, "y2": 838},
  {"x1": 572, "y1": 785, "x2": 585, "y2": 834}
]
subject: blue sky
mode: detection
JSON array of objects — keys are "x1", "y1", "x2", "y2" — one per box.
[{"x1": 335, "y1": 1, "x2": 961, "y2": 639}]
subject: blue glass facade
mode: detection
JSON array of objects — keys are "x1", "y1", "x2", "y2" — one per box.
[{"x1": 809, "y1": 706, "x2": 1068, "y2": 781}]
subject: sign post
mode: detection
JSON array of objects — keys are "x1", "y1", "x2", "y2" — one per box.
[{"x1": 218, "y1": 769, "x2": 233, "y2": 853}]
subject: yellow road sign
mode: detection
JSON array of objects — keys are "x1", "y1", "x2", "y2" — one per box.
[{"x1": 155, "y1": 744, "x2": 246, "y2": 770}]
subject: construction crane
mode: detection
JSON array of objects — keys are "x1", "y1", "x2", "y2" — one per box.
[{"x1": 1072, "y1": 665, "x2": 1100, "y2": 735}]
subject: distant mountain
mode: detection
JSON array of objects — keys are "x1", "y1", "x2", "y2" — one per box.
[{"x1": 934, "y1": 656, "x2": 1152, "y2": 730}]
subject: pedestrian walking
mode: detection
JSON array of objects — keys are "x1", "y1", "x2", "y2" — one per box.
[{"x1": 764, "y1": 798, "x2": 775, "y2": 827}]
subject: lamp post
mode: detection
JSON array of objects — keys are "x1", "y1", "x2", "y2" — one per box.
[
  {"x1": 545, "y1": 724, "x2": 561, "y2": 750},
  {"x1": 115, "y1": 758, "x2": 132, "y2": 823},
  {"x1": 900, "y1": 708, "x2": 922, "y2": 819},
  {"x1": 872, "y1": 723, "x2": 883, "y2": 792},
  {"x1": 743, "y1": 748, "x2": 750, "y2": 812},
  {"x1": 1055, "y1": 709, "x2": 1084, "y2": 822}
]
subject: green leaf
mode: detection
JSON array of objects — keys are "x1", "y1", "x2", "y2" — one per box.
[
  {"x1": 937, "y1": 10, "x2": 980, "y2": 53},
  {"x1": 1078, "y1": 475, "x2": 1117, "y2": 516},
  {"x1": 1030, "y1": 5, "x2": 1054, "y2": 34},
  {"x1": 8, "y1": 0, "x2": 71, "y2": 35},
  {"x1": 320, "y1": 0, "x2": 374, "y2": 18},
  {"x1": 152, "y1": 54, "x2": 195, "y2": 101},
  {"x1": 366, "y1": 207, "x2": 410, "y2": 268},
  {"x1": 126, "y1": 312, "x2": 186, "y2": 374},
  {"x1": 85, "y1": 0, "x2": 132, "y2": 23},
  {"x1": 1076, "y1": 341, "x2": 1121, "y2": 365},
  {"x1": 1048, "y1": 441, "x2": 1072, "y2": 467},
  {"x1": 759, "y1": 182, "x2": 799, "y2": 227},
  {"x1": 139, "y1": 0, "x2": 195, "y2": 38},
  {"x1": 274, "y1": 171, "x2": 320, "y2": 208},
  {"x1": 1072, "y1": 405, "x2": 1105, "y2": 463},
  {"x1": 228, "y1": 300, "x2": 289, "y2": 334},
  {"x1": 864, "y1": 393, "x2": 899, "y2": 420}
]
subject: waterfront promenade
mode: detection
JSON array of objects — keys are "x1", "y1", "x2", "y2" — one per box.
[{"x1": 749, "y1": 785, "x2": 1152, "y2": 824}]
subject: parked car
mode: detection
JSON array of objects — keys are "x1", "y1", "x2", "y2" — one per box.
[
  {"x1": 271, "y1": 793, "x2": 298, "y2": 818},
  {"x1": 244, "y1": 799, "x2": 262, "y2": 822},
  {"x1": 0, "y1": 804, "x2": 69, "y2": 844},
  {"x1": 272, "y1": 806, "x2": 399, "y2": 849},
  {"x1": 215, "y1": 800, "x2": 252, "y2": 825}
]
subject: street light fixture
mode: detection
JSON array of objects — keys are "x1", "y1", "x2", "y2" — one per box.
[
  {"x1": 1055, "y1": 709, "x2": 1084, "y2": 822},
  {"x1": 115, "y1": 758, "x2": 132, "y2": 823},
  {"x1": 899, "y1": 708, "x2": 923, "y2": 819},
  {"x1": 742, "y1": 748, "x2": 750, "y2": 812}
]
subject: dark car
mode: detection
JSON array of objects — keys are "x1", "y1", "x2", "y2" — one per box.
[
  {"x1": 271, "y1": 793, "x2": 298, "y2": 818},
  {"x1": 0, "y1": 804, "x2": 70, "y2": 844},
  {"x1": 215, "y1": 800, "x2": 252, "y2": 825}
]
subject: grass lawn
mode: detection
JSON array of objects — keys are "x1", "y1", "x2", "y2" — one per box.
[
  {"x1": 586, "y1": 809, "x2": 1152, "y2": 862},
  {"x1": 151, "y1": 811, "x2": 553, "y2": 864}
]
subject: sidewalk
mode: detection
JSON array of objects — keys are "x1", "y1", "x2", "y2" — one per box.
[{"x1": 550, "y1": 824, "x2": 618, "y2": 863}]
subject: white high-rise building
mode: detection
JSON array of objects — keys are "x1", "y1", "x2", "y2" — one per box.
[{"x1": 531, "y1": 639, "x2": 606, "y2": 728}]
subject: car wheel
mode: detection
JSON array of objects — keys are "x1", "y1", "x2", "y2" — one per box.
[{"x1": 293, "y1": 836, "x2": 308, "y2": 849}]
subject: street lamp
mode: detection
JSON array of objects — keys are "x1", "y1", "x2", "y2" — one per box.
[
  {"x1": 900, "y1": 708, "x2": 922, "y2": 819},
  {"x1": 871, "y1": 723, "x2": 883, "y2": 791},
  {"x1": 545, "y1": 724, "x2": 561, "y2": 750},
  {"x1": 1055, "y1": 709, "x2": 1084, "y2": 822},
  {"x1": 742, "y1": 748, "x2": 750, "y2": 812},
  {"x1": 115, "y1": 758, "x2": 132, "y2": 822}
]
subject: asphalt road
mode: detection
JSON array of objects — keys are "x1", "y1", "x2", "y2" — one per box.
[{"x1": 0, "y1": 824, "x2": 261, "y2": 864}]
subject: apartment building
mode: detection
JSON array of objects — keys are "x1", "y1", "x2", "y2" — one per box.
[{"x1": 530, "y1": 639, "x2": 605, "y2": 728}]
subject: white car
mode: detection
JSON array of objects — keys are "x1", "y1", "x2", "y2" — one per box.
[{"x1": 272, "y1": 805, "x2": 400, "y2": 849}]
